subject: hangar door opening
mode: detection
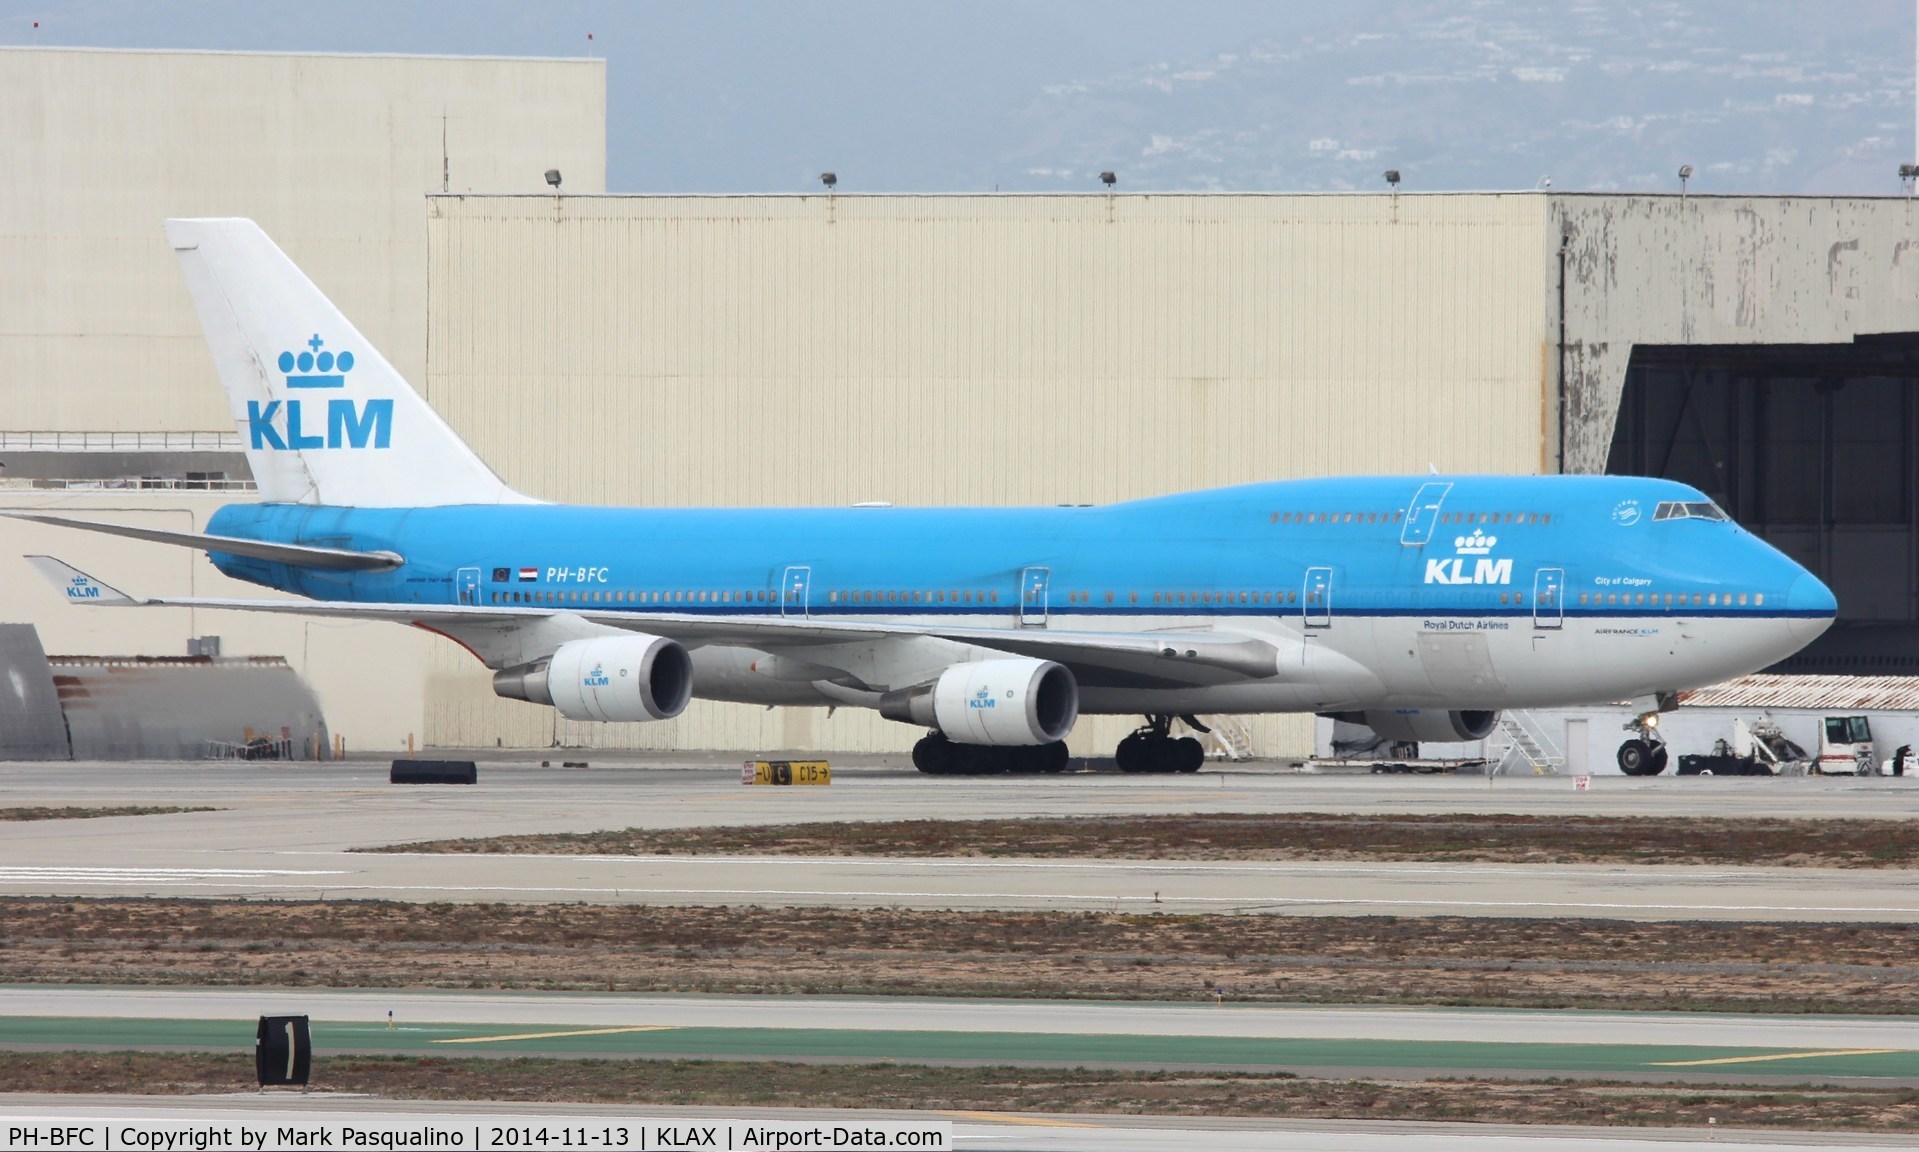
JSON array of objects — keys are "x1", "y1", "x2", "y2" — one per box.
[{"x1": 1606, "y1": 335, "x2": 1919, "y2": 674}]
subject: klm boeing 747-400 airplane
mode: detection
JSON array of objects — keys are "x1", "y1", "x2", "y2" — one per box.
[{"x1": 15, "y1": 219, "x2": 1837, "y2": 774}]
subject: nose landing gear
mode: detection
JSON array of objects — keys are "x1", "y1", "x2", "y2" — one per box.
[
  {"x1": 1616, "y1": 711, "x2": 1671, "y2": 776},
  {"x1": 1115, "y1": 715, "x2": 1205, "y2": 774}
]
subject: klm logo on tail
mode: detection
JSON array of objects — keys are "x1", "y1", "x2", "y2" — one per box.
[
  {"x1": 65, "y1": 575, "x2": 100, "y2": 600},
  {"x1": 249, "y1": 334, "x2": 391, "y2": 450}
]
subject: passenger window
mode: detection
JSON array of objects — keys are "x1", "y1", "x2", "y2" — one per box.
[
  {"x1": 1754, "y1": 593, "x2": 1765, "y2": 606},
  {"x1": 1707, "y1": 593, "x2": 1717, "y2": 606}
]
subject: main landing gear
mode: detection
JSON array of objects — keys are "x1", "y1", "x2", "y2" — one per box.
[
  {"x1": 1115, "y1": 715, "x2": 1205, "y2": 774},
  {"x1": 912, "y1": 731, "x2": 1071, "y2": 775}
]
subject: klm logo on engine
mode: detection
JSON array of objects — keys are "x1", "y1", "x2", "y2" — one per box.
[
  {"x1": 1424, "y1": 530, "x2": 1513, "y2": 585},
  {"x1": 583, "y1": 663, "x2": 610, "y2": 688},
  {"x1": 248, "y1": 335, "x2": 391, "y2": 450},
  {"x1": 969, "y1": 687, "x2": 996, "y2": 710}
]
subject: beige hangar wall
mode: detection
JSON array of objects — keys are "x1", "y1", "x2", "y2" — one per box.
[
  {"x1": 421, "y1": 193, "x2": 1559, "y2": 755},
  {"x1": 0, "y1": 47, "x2": 605, "y2": 752},
  {"x1": 1, "y1": 46, "x2": 605, "y2": 431}
]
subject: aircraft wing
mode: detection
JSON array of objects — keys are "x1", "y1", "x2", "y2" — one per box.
[
  {"x1": 25, "y1": 557, "x2": 1285, "y2": 687},
  {"x1": 5, "y1": 513, "x2": 403, "y2": 571}
]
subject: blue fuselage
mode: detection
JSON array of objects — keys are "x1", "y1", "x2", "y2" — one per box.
[{"x1": 204, "y1": 474, "x2": 1833, "y2": 632}]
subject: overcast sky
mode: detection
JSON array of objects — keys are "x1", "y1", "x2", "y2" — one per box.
[{"x1": 7, "y1": 1, "x2": 1913, "y2": 195}]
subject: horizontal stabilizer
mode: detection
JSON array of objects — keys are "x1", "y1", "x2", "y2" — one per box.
[
  {"x1": 2, "y1": 512, "x2": 403, "y2": 571},
  {"x1": 24, "y1": 556, "x2": 142, "y2": 605}
]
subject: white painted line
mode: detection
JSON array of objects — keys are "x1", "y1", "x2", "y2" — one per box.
[
  {"x1": 0, "y1": 876, "x2": 1909, "y2": 916},
  {"x1": 0, "y1": 867, "x2": 347, "y2": 879}
]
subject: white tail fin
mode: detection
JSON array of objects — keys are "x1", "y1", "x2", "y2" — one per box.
[{"x1": 165, "y1": 218, "x2": 533, "y2": 507}]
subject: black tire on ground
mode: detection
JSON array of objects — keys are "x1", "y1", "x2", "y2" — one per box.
[
  {"x1": 912, "y1": 733, "x2": 952, "y2": 775},
  {"x1": 1115, "y1": 735, "x2": 1151, "y2": 773},
  {"x1": 1648, "y1": 746, "x2": 1670, "y2": 775},
  {"x1": 1040, "y1": 741, "x2": 1071, "y2": 773},
  {"x1": 1174, "y1": 736, "x2": 1205, "y2": 773},
  {"x1": 950, "y1": 742, "x2": 993, "y2": 774},
  {"x1": 1617, "y1": 739, "x2": 1654, "y2": 776}
]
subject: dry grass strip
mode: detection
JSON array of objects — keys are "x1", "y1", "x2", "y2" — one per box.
[
  {"x1": 4, "y1": 899, "x2": 1918, "y2": 1015},
  {"x1": 3, "y1": 1052, "x2": 1917, "y2": 1130},
  {"x1": 370, "y1": 813, "x2": 1919, "y2": 868}
]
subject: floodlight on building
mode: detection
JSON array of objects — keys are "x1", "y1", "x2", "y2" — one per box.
[
  {"x1": 544, "y1": 169, "x2": 562, "y2": 189},
  {"x1": 1099, "y1": 171, "x2": 1116, "y2": 186},
  {"x1": 1678, "y1": 164, "x2": 1693, "y2": 197},
  {"x1": 820, "y1": 172, "x2": 837, "y2": 189},
  {"x1": 1383, "y1": 169, "x2": 1400, "y2": 188},
  {"x1": 1901, "y1": 164, "x2": 1918, "y2": 196}
]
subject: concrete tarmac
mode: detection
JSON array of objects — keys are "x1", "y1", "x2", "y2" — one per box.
[
  {"x1": 3, "y1": 760, "x2": 1918, "y2": 919},
  {"x1": 4, "y1": 1096, "x2": 1912, "y2": 1152},
  {"x1": 4, "y1": 987, "x2": 1914, "y2": 1053},
  {"x1": 6, "y1": 760, "x2": 1919, "y2": 1146}
]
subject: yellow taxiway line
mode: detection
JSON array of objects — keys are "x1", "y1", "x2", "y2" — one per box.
[
  {"x1": 1653, "y1": 1048, "x2": 1899, "y2": 1067},
  {"x1": 432, "y1": 1025, "x2": 679, "y2": 1044}
]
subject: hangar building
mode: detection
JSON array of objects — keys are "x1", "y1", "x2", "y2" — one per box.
[
  {"x1": 3, "y1": 46, "x2": 1914, "y2": 757},
  {"x1": 0, "y1": 46, "x2": 604, "y2": 750}
]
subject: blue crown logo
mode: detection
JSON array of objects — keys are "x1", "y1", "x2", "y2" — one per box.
[{"x1": 276, "y1": 335, "x2": 355, "y2": 390}]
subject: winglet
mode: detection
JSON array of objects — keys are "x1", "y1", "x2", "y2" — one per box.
[{"x1": 24, "y1": 557, "x2": 144, "y2": 605}]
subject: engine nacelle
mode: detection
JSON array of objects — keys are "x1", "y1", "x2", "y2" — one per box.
[
  {"x1": 1328, "y1": 708, "x2": 1499, "y2": 744},
  {"x1": 879, "y1": 658, "x2": 1078, "y2": 745},
  {"x1": 493, "y1": 634, "x2": 694, "y2": 723}
]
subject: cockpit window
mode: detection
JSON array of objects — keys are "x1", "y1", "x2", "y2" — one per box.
[{"x1": 1653, "y1": 501, "x2": 1729, "y2": 523}]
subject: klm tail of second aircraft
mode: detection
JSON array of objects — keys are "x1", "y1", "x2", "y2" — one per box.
[{"x1": 165, "y1": 218, "x2": 533, "y2": 508}]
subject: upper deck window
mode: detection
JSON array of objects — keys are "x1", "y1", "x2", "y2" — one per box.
[{"x1": 1653, "y1": 501, "x2": 1728, "y2": 522}]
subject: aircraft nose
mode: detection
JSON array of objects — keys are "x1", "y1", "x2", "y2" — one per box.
[{"x1": 1786, "y1": 570, "x2": 1837, "y2": 642}]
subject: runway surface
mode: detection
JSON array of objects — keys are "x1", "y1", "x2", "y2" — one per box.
[
  {"x1": 6, "y1": 761, "x2": 1919, "y2": 1146},
  {"x1": 4, "y1": 1096, "x2": 1911, "y2": 1152},
  {"x1": 3, "y1": 760, "x2": 1917, "y2": 919},
  {"x1": 3, "y1": 989, "x2": 1915, "y2": 1082}
]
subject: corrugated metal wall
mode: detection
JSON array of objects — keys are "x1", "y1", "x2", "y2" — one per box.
[
  {"x1": 423, "y1": 193, "x2": 1556, "y2": 755},
  {"x1": 1554, "y1": 195, "x2": 1919, "y2": 472},
  {"x1": 0, "y1": 46, "x2": 605, "y2": 432},
  {"x1": 0, "y1": 47, "x2": 604, "y2": 753}
]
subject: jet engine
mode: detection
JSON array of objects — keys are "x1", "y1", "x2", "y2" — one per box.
[
  {"x1": 493, "y1": 634, "x2": 694, "y2": 723},
  {"x1": 879, "y1": 658, "x2": 1079, "y2": 745},
  {"x1": 1328, "y1": 708, "x2": 1499, "y2": 743}
]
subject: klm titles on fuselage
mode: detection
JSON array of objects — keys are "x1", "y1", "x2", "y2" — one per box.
[
  {"x1": 1422, "y1": 531, "x2": 1513, "y2": 586},
  {"x1": 248, "y1": 336, "x2": 392, "y2": 451}
]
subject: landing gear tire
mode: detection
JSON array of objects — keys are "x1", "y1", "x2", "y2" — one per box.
[
  {"x1": 912, "y1": 733, "x2": 954, "y2": 775},
  {"x1": 1114, "y1": 717, "x2": 1199, "y2": 774},
  {"x1": 914, "y1": 733, "x2": 1070, "y2": 775},
  {"x1": 1115, "y1": 733, "x2": 1155, "y2": 773},
  {"x1": 951, "y1": 742, "x2": 996, "y2": 775},
  {"x1": 1037, "y1": 741, "x2": 1071, "y2": 773},
  {"x1": 1617, "y1": 739, "x2": 1665, "y2": 776},
  {"x1": 1174, "y1": 736, "x2": 1205, "y2": 773}
]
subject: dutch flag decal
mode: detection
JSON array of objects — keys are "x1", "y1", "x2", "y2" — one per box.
[{"x1": 518, "y1": 567, "x2": 539, "y2": 582}]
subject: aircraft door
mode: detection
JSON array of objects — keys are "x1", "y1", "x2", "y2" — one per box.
[
  {"x1": 781, "y1": 565, "x2": 812, "y2": 617},
  {"x1": 1532, "y1": 568, "x2": 1564, "y2": 630},
  {"x1": 455, "y1": 567, "x2": 480, "y2": 605},
  {"x1": 1400, "y1": 482, "x2": 1452, "y2": 546},
  {"x1": 1303, "y1": 566, "x2": 1333, "y2": 629},
  {"x1": 1019, "y1": 566, "x2": 1051, "y2": 627}
]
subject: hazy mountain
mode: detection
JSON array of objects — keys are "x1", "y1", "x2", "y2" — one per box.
[{"x1": 7, "y1": 0, "x2": 1912, "y2": 195}]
